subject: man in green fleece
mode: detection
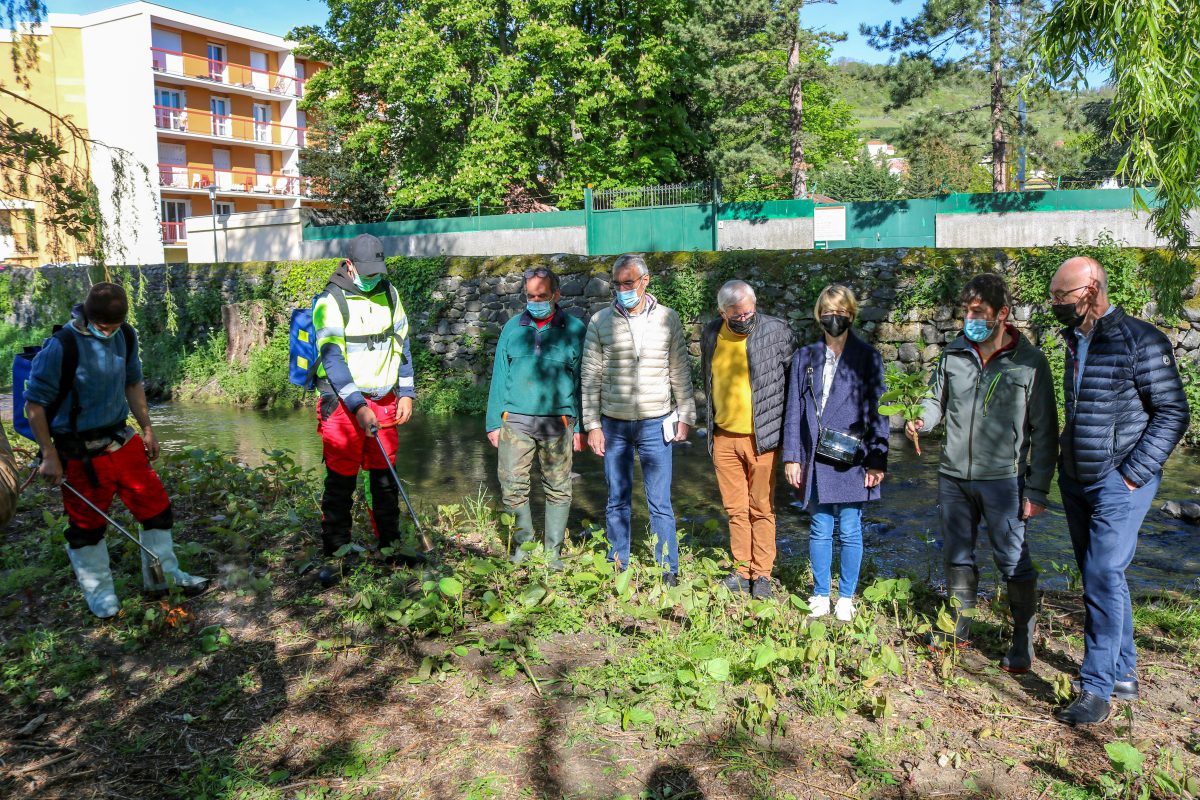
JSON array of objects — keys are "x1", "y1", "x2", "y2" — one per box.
[
  {"x1": 906, "y1": 274, "x2": 1058, "y2": 673},
  {"x1": 485, "y1": 267, "x2": 587, "y2": 567}
]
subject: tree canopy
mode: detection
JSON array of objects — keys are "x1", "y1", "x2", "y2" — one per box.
[
  {"x1": 293, "y1": 0, "x2": 859, "y2": 218},
  {"x1": 1037, "y1": 0, "x2": 1200, "y2": 248}
]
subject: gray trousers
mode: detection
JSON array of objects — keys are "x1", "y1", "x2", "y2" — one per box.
[{"x1": 939, "y1": 474, "x2": 1036, "y2": 583}]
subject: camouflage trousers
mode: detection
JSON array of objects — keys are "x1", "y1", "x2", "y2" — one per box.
[{"x1": 497, "y1": 422, "x2": 573, "y2": 509}]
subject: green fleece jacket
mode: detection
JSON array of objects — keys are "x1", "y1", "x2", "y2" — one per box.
[
  {"x1": 920, "y1": 326, "x2": 1059, "y2": 505},
  {"x1": 485, "y1": 307, "x2": 587, "y2": 432}
]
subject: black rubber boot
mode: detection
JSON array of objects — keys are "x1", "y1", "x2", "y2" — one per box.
[
  {"x1": 929, "y1": 566, "x2": 977, "y2": 648},
  {"x1": 320, "y1": 469, "x2": 358, "y2": 557},
  {"x1": 1000, "y1": 578, "x2": 1038, "y2": 673}
]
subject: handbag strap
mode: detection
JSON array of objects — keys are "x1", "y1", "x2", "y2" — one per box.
[{"x1": 805, "y1": 366, "x2": 826, "y2": 429}]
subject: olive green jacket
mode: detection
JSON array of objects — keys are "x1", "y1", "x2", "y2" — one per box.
[{"x1": 920, "y1": 328, "x2": 1059, "y2": 505}]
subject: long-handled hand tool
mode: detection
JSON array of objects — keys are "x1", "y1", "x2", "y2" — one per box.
[
  {"x1": 61, "y1": 480, "x2": 167, "y2": 585},
  {"x1": 369, "y1": 426, "x2": 433, "y2": 553}
]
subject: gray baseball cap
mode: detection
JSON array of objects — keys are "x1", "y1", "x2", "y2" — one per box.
[{"x1": 346, "y1": 233, "x2": 386, "y2": 276}]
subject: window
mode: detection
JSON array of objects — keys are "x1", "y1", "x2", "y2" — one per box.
[
  {"x1": 253, "y1": 104, "x2": 272, "y2": 143},
  {"x1": 23, "y1": 209, "x2": 36, "y2": 253},
  {"x1": 161, "y1": 200, "x2": 189, "y2": 244},
  {"x1": 210, "y1": 97, "x2": 230, "y2": 137},
  {"x1": 155, "y1": 88, "x2": 185, "y2": 130},
  {"x1": 206, "y1": 43, "x2": 227, "y2": 81},
  {"x1": 214, "y1": 202, "x2": 234, "y2": 216}
]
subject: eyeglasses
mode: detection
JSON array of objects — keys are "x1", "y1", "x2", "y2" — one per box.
[
  {"x1": 614, "y1": 276, "x2": 645, "y2": 291},
  {"x1": 523, "y1": 268, "x2": 553, "y2": 280},
  {"x1": 726, "y1": 310, "x2": 755, "y2": 321},
  {"x1": 1049, "y1": 283, "x2": 1092, "y2": 303}
]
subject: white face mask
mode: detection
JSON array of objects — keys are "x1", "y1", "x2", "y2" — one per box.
[{"x1": 88, "y1": 323, "x2": 116, "y2": 339}]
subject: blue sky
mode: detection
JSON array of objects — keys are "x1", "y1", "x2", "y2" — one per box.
[{"x1": 48, "y1": 0, "x2": 927, "y2": 61}]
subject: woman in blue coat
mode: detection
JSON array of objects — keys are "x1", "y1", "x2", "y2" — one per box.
[{"x1": 782, "y1": 285, "x2": 889, "y2": 621}]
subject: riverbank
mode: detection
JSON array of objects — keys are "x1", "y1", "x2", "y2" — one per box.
[{"x1": 1, "y1": 447, "x2": 1197, "y2": 798}]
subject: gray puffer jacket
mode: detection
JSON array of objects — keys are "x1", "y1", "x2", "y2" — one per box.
[
  {"x1": 581, "y1": 294, "x2": 697, "y2": 431},
  {"x1": 700, "y1": 314, "x2": 795, "y2": 454}
]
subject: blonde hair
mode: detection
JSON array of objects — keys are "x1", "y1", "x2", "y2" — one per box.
[{"x1": 814, "y1": 284, "x2": 858, "y2": 321}]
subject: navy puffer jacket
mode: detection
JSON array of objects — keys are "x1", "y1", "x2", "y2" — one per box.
[{"x1": 1060, "y1": 306, "x2": 1189, "y2": 486}]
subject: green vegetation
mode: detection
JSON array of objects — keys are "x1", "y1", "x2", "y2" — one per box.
[{"x1": 0, "y1": 442, "x2": 1196, "y2": 796}]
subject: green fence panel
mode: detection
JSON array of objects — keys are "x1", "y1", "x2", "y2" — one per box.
[
  {"x1": 934, "y1": 188, "x2": 1158, "y2": 214},
  {"x1": 824, "y1": 199, "x2": 938, "y2": 249},
  {"x1": 717, "y1": 198, "x2": 815, "y2": 220},
  {"x1": 302, "y1": 210, "x2": 585, "y2": 241},
  {"x1": 586, "y1": 204, "x2": 716, "y2": 255}
]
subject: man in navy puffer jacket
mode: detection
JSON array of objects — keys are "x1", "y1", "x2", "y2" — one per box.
[{"x1": 1050, "y1": 256, "x2": 1189, "y2": 725}]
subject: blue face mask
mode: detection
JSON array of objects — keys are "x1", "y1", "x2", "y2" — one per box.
[
  {"x1": 527, "y1": 300, "x2": 553, "y2": 320},
  {"x1": 963, "y1": 317, "x2": 996, "y2": 343},
  {"x1": 617, "y1": 289, "x2": 640, "y2": 309},
  {"x1": 88, "y1": 323, "x2": 115, "y2": 339},
  {"x1": 353, "y1": 273, "x2": 383, "y2": 292}
]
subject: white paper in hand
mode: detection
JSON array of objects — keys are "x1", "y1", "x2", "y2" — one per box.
[{"x1": 662, "y1": 410, "x2": 679, "y2": 443}]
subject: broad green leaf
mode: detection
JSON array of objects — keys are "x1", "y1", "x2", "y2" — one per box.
[{"x1": 438, "y1": 576, "x2": 464, "y2": 598}]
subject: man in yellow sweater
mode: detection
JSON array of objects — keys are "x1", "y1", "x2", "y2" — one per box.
[{"x1": 699, "y1": 281, "x2": 796, "y2": 598}]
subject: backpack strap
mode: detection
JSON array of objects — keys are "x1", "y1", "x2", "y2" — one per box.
[{"x1": 44, "y1": 327, "x2": 80, "y2": 434}]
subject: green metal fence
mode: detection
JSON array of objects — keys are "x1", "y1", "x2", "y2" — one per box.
[{"x1": 301, "y1": 187, "x2": 1156, "y2": 253}]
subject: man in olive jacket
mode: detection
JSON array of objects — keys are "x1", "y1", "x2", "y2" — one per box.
[
  {"x1": 907, "y1": 274, "x2": 1058, "y2": 673},
  {"x1": 485, "y1": 267, "x2": 586, "y2": 568},
  {"x1": 581, "y1": 254, "x2": 697, "y2": 583},
  {"x1": 699, "y1": 280, "x2": 795, "y2": 598}
]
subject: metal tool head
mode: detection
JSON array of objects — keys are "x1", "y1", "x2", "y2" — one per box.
[{"x1": 148, "y1": 559, "x2": 167, "y2": 586}]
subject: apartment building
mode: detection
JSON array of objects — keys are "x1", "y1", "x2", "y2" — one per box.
[
  {"x1": 0, "y1": 24, "x2": 90, "y2": 265},
  {"x1": 7, "y1": 3, "x2": 321, "y2": 264}
]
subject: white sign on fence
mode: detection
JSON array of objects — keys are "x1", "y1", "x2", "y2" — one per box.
[{"x1": 814, "y1": 205, "x2": 846, "y2": 242}]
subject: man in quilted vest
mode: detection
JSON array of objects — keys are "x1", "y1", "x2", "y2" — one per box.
[
  {"x1": 581, "y1": 254, "x2": 697, "y2": 584},
  {"x1": 1050, "y1": 256, "x2": 1188, "y2": 725},
  {"x1": 699, "y1": 280, "x2": 795, "y2": 599}
]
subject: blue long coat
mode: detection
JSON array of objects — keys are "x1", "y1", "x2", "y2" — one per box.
[{"x1": 781, "y1": 330, "x2": 889, "y2": 507}]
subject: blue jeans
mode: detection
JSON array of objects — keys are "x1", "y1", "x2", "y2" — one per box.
[
  {"x1": 1059, "y1": 468, "x2": 1160, "y2": 701},
  {"x1": 809, "y1": 502, "x2": 863, "y2": 598},
  {"x1": 601, "y1": 414, "x2": 678, "y2": 573}
]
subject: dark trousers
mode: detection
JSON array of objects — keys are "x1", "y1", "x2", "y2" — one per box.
[
  {"x1": 1059, "y1": 468, "x2": 1160, "y2": 701},
  {"x1": 939, "y1": 474, "x2": 1036, "y2": 583}
]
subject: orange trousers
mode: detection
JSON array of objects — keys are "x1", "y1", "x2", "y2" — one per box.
[{"x1": 712, "y1": 429, "x2": 778, "y2": 579}]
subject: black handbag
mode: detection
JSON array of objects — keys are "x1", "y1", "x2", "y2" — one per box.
[{"x1": 806, "y1": 366, "x2": 862, "y2": 466}]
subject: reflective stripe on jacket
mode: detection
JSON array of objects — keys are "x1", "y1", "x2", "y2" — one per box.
[{"x1": 314, "y1": 282, "x2": 414, "y2": 409}]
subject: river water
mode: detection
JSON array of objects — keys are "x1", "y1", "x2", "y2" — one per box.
[{"x1": 121, "y1": 400, "x2": 1198, "y2": 592}]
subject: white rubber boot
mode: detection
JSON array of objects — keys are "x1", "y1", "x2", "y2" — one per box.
[
  {"x1": 140, "y1": 529, "x2": 207, "y2": 592},
  {"x1": 67, "y1": 541, "x2": 120, "y2": 618}
]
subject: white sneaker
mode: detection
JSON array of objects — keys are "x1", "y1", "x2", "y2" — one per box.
[
  {"x1": 808, "y1": 595, "x2": 830, "y2": 618},
  {"x1": 835, "y1": 597, "x2": 855, "y2": 622}
]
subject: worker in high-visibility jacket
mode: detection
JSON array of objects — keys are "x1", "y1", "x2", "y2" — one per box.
[{"x1": 313, "y1": 234, "x2": 418, "y2": 586}]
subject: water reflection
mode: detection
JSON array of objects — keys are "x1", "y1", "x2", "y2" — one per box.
[{"x1": 7, "y1": 396, "x2": 1196, "y2": 591}]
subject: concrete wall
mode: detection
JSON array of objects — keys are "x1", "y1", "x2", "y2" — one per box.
[
  {"x1": 935, "y1": 208, "x2": 1200, "y2": 248},
  {"x1": 187, "y1": 207, "x2": 304, "y2": 262},
  {"x1": 718, "y1": 217, "x2": 815, "y2": 250},
  {"x1": 301, "y1": 226, "x2": 588, "y2": 260}
]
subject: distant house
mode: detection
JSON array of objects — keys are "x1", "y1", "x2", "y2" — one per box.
[
  {"x1": 866, "y1": 140, "x2": 896, "y2": 158},
  {"x1": 887, "y1": 158, "x2": 909, "y2": 176}
]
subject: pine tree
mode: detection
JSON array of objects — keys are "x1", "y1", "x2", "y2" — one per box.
[{"x1": 863, "y1": 0, "x2": 1051, "y2": 193}]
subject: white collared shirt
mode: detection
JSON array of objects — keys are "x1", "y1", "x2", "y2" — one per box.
[{"x1": 820, "y1": 347, "x2": 839, "y2": 412}]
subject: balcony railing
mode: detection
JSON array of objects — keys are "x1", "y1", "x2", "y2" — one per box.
[
  {"x1": 161, "y1": 221, "x2": 187, "y2": 244},
  {"x1": 153, "y1": 105, "x2": 304, "y2": 147},
  {"x1": 151, "y1": 47, "x2": 305, "y2": 98},
  {"x1": 157, "y1": 163, "x2": 311, "y2": 196}
]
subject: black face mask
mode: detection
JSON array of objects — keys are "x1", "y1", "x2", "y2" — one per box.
[
  {"x1": 1051, "y1": 302, "x2": 1085, "y2": 328},
  {"x1": 727, "y1": 314, "x2": 756, "y2": 335},
  {"x1": 819, "y1": 314, "x2": 850, "y2": 337}
]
